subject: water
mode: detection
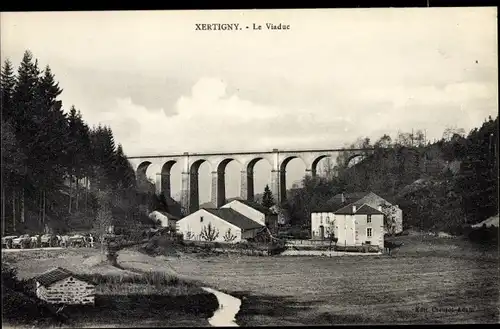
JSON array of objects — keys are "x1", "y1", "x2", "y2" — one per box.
[{"x1": 202, "y1": 287, "x2": 241, "y2": 327}]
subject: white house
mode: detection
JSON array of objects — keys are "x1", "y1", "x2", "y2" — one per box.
[
  {"x1": 149, "y1": 210, "x2": 180, "y2": 230},
  {"x1": 176, "y1": 208, "x2": 264, "y2": 243},
  {"x1": 34, "y1": 267, "x2": 95, "y2": 305},
  {"x1": 311, "y1": 203, "x2": 385, "y2": 248},
  {"x1": 326, "y1": 192, "x2": 403, "y2": 234},
  {"x1": 221, "y1": 199, "x2": 266, "y2": 226},
  {"x1": 221, "y1": 198, "x2": 280, "y2": 234}
]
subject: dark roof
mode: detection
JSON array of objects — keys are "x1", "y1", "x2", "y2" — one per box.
[
  {"x1": 354, "y1": 204, "x2": 384, "y2": 215},
  {"x1": 34, "y1": 267, "x2": 90, "y2": 287},
  {"x1": 154, "y1": 210, "x2": 180, "y2": 220},
  {"x1": 329, "y1": 192, "x2": 370, "y2": 204},
  {"x1": 203, "y1": 208, "x2": 264, "y2": 230},
  {"x1": 332, "y1": 203, "x2": 383, "y2": 215},
  {"x1": 163, "y1": 196, "x2": 183, "y2": 218},
  {"x1": 334, "y1": 203, "x2": 359, "y2": 215},
  {"x1": 321, "y1": 191, "x2": 397, "y2": 211},
  {"x1": 199, "y1": 202, "x2": 217, "y2": 209},
  {"x1": 225, "y1": 198, "x2": 273, "y2": 215}
]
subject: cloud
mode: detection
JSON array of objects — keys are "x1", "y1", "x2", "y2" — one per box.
[
  {"x1": 93, "y1": 75, "x2": 497, "y2": 159},
  {"x1": 102, "y1": 77, "x2": 364, "y2": 156}
]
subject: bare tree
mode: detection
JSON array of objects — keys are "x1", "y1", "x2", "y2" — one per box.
[
  {"x1": 184, "y1": 231, "x2": 195, "y2": 240},
  {"x1": 325, "y1": 223, "x2": 338, "y2": 251},
  {"x1": 319, "y1": 157, "x2": 337, "y2": 180},
  {"x1": 200, "y1": 222, "x2": 220, "y2": 242},
  {"x1": 223, "y1": 228, "x2": 237, "y2": 243},
  {"x1": 380, "y1": 203, "x2": 398, "y2": 236},
  {"x1": 374, "y1": 134, "x2": 392, "y2": 148},
  {"x1": 92, "y1": 191, "x2": 113, "y2": 255},
  {"x1": 395, "y1": 132, "x2": 413, "y2": 147},
  {"x1": 442, "y1": 126, "x2": 466, "y2": 142}
]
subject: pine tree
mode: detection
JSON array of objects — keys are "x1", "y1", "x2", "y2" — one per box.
[
  {"x1": 89, "y1": 125, "x2": 117, "y2": 190},
  {"x1": 114, "y1": 144, "x2": 136, "y2": 190},
  {"x1": 33, "y1": 65, "x2": 67, "y2": 225},
  {"x1": 1, "y1": 59, "x2": 17, "y2": 122},
  {"x1": 11, "y1": 51, "x2": 42, "y2": 228},
  {"x1": 262, "y1": 184, "x2": 275, "y2": 209}
]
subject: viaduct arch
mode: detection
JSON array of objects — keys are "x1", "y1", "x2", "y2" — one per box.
[{"x1": 127, "y1": 148, "x2": 375, "y2": 215}]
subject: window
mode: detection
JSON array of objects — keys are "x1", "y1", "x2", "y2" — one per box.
[
  {"x1": 200, "y1": 216, "x2": 204, "y2": 222},
  {"x1": 367, "y1": 228, "x2": 372, "y2": 237},
  {"x1": 367, "y1": 215, "x2": 372, "y2": 223}
]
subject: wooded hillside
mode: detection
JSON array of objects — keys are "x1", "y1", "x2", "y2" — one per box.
[
  {"x1": 282, "y1": 118, "x2": 498, "y2": 234},
  {"x1": 1, "y1": 50, "x2": 154, "y2": 235}
]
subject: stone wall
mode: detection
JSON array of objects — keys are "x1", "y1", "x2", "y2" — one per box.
[{"x1": 36, "y1": 276, "x2": 95, "y2": 305}]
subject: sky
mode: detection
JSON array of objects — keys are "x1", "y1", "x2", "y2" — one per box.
[{"x1": 1, "y1": 8, "x2": 498, "y2": 204}]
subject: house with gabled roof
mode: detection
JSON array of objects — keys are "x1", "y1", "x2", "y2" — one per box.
[
  {"x1": 323, "y1": 192, "x2": 403, "y2": 234},
  {"x1": 149, "y1": 210, "x2": 180, "y2": 230},
  {"x1": 221, "y1": 198, "x2": 279, "y2": 233},
  {"x1": 34, "y1": 267, "x2": 95, "y2": 305},
  {"x1": 176, "y1": 207, "x2": 265, "y2": 243},
  {"x1": 311, "y1": 202, "x2": 385, "y2": 248}
]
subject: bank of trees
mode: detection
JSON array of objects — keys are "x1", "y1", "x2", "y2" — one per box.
[
  {"x1": 282, "y1": 119, "x2": 498, "y2": 234},
  {"x1": 1, "y1": 50, "x2": 146, "y2": 234}
]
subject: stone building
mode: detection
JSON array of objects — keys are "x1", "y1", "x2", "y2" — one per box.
[{"x1": 34, "y1": 267, "x2": 95, "y2": 305}]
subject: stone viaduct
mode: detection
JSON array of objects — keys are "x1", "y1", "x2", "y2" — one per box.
[{"x1": 127, "y1": 148, "x2": 374, "y2": 215}]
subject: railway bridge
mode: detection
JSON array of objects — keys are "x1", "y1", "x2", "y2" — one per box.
[{"x1": 127, "y1": 147, "x2": 374, "y2": 215}]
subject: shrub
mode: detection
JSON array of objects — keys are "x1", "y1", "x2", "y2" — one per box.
[{"x1": 79, "y1": 271, "x2": 184, "y2": 287}]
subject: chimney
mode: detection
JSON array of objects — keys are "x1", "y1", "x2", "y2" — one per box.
[
  {"x1": 352, "y1": 205, "x2": 357, "y2": 213},
  {"x1": 378, "y1": 205, "x2": 382, "y2": 212},
  {"x1": 341, "y1": 193, "x2": 345, "y2": 204}
]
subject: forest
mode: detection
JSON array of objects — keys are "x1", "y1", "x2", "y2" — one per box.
[
  {"x1": 1, "y1": 50, "x2": 153, "y2": 235},
  {"x1": 281, "y1": 117, "x2": 498, "y2": 236}
]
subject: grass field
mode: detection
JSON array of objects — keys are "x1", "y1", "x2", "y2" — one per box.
[
  {"x1": 4, "y1": 235, "x2": 499, "y2": 326},
  {"x1": 164, "y1": 235, "x2": 499, "y2": 325}
]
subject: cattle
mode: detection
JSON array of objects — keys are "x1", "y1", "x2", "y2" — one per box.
[
  {"x1": 57, "y1": 235, "x2": 70, "y2": 248},
  {"x1": 2, "y1": 236, "x2": 17, "y2": 249},
  {"x1": 40, "y1": 234, "x2": 58, "y2": 247},
  {"x1": 69, "y1": 234, "x2": 85, "y2": 247},
  {"x1": 30, "y1": 235, "x2": 42, "y2": 248},
  {"x1": 384, "y1": 241, "x2": 404, "y2": 256}
]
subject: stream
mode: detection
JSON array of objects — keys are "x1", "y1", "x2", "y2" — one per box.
[{"x1": 202, "y1": 287, "x2": 241, "y2": 327}]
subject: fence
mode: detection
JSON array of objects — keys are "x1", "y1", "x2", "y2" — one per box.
[{"x1": 285, "y1": 239, "x2": 332, "y2": 246}]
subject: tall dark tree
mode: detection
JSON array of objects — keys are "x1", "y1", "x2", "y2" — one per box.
[
  {"x1": 90, "y1": 125, "x2": 117, "y2": 190},
  {"x1": 261, "y1": 184, "x2": 275, "y2": 209},
  {"x1": 1, "y1": 59, "x2": 17, "y2": 122},
  {"x1": 113, "y1": 144, "x2": 136, "y2": 190},
  {"x1": 10, "y1": 51, "x2": 42, "y2": 227},
  {"x1": 1, "y1": 120, "x2": 27, "y2": 233}
]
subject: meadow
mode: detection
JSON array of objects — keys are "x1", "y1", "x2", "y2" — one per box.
[
  {"x1": 165, "y1": 235, "x2": 499, "y2": 325},
  {"x1": 4, "y1": 234, "x2": 499, "y2": 326}
]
